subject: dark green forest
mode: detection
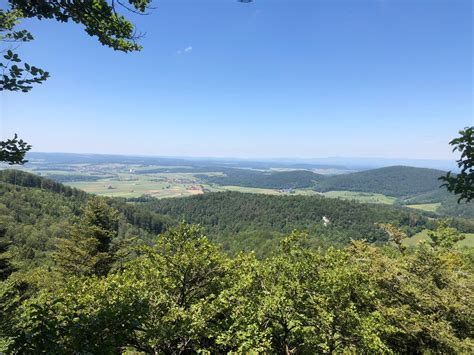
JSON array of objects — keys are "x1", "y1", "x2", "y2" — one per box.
[
  {"x1": 145, "y1": 191, "x2": 474, "y2": 256},
  {"x1": 198, "y1": 166, "x2": 448, "y2": 198},
  {"x1": 315, "y1": 166, "x2": 448, "y2": 197},
  {"x1": 146, "y1": 191, "x2": 427, "y2": 253}
]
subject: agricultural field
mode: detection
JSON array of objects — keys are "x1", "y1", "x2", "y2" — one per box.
[
  {"x1": 27, "y1": 163, "x2": 401, "y2": 202},
  {"x1": 18, "y1": 163, "x2": 321, "y2": 199},
  {"x1": 405, "y1": 203, "x2": 441, "y2": 213},
  {"x1": 12, "y1": 161, "x2": 352, "y2": 200},
  {"x1": 65, "y1": 171, "x2": 206, "y2": 198},
  {"x1": 402, "y1": 230, "x2": 474, "y2": 249}
]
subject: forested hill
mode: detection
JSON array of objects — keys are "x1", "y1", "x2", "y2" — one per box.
[
  {"x1": 196, "y1": 165, "x2": 448, "y2": 198},
  {"x1": 144, "y1": 191, "x2": 441, "y2": 254},
  {"x1": 315, "y1": 166, "x2": 447, "y2": 197},
  {"x1": 0, "y1": 171, "x2": 174, "y2": 267},
  {"x1": 0, "y1": 169, "x2": 88, "y2": 199}
]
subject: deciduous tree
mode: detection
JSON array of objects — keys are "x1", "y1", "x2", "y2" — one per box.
[{"x1": 440, "y1": 127, "x2": 474, "y2": 202}]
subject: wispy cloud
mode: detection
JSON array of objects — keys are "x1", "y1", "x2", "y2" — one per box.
[{"x1": 177, "y1": 46, "x2": 193, "y2": 55}]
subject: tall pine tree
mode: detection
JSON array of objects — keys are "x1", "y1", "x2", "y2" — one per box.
[{"x1": 54, "y1": 197, "x2": 120, "y2": 277}]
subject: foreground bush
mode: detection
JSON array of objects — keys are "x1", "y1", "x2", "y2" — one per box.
[{"x1": 2, "y1": 224, "x2": 473, "y2": 353}]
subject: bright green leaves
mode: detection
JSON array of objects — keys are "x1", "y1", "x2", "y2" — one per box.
[
  {"x1": 428, "y1": 220, "x2": 465, "y2": 250},
  {"x1": 4, "y1": 223, "x2": 474, "y2": 353},
  {"x1": 11, "y1": 274, "x2": 149, "y2": 354},
  {"x1": 440, "y1": 126, "x2": 474, "y2": 203},
  {"x1": 127, "y1": 224, "x2": 232, "y2": 353},
  {"x1": 12, "y1": 223, "x2": 232, "y2": 353},
  {"x1": 377, "y1": 223, "x2": 407, "y2": 252}
]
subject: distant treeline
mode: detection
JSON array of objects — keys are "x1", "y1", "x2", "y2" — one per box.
[{"x1": 44, "y1": 174, "x2": 116, "y2": 183}]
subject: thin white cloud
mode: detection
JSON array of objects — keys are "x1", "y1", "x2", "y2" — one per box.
[{"x1": 177, "y1": 46, "x2": 193, "y2": 55}]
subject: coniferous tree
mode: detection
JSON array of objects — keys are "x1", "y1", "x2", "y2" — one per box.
[{"x1": 53, "y1": 197, "x2": 120, "y2": 277}]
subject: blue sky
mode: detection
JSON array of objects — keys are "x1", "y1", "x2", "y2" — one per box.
[{"x1": 1, "y1": 0, "x2": 472, "y2": 159}]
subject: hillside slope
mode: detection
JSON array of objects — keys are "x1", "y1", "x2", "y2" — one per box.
[
  {"x1": 0, "y1": 171, "x2": 174, "y2": 268},
  {"x1": 315, "y1": 166, "x2": 447, "y2": 197},
  {"x1": 144, "y1": 191, "x2": 443, "y2": 254}
]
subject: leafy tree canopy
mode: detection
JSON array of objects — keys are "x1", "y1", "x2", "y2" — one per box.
[{"x1": 440, "y1": 127, "x2": 474, "y2": 203}]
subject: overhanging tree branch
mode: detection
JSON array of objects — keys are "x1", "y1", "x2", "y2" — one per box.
[{"x1": 439, "y1": 126, "x2": 474, "y2": 203}]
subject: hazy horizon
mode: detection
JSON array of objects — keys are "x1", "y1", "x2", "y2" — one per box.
[{"x1": 24, "y1": 151, "x2": 458, "y2": 171}]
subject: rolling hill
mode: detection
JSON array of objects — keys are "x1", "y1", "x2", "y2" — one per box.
[
  {"x1": 314, "y1": 166, "x2": 448, "y2": 197},
  {"x1": 198, "y1": 166, "x2": 449, "y2": 198}
]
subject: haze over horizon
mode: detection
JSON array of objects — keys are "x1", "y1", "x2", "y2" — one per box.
[
  {"x1": 24, "y1": 151, "x2": 458, "y2": 171},
  {"x1": 1, "y1": 0, "x2": 472, "y2": 159}
]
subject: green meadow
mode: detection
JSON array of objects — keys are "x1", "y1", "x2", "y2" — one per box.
[
  {"x1": 406, "y1": 203, "x2": 441, "y2": 213},
  {"x1": 403, "y1": 230, "x2": 474, "y2": 249}
]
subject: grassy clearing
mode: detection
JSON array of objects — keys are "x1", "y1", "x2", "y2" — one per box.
[
  {"x1": 403, "y1": 230, "x2": 474, "y2": 249},
  {"x1": 322, "y1": 191, "x2": 396, "y2": 204},
  {"x1": 406, "y1": 203, "x2": 441, "y2": 213}
]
